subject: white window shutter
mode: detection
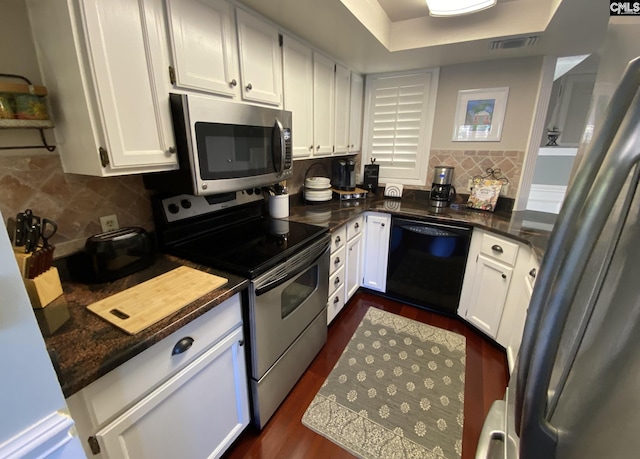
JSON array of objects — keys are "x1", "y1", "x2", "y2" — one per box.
[{"x1": 363, "y1": 70, "x2": 439, "y2": 186}]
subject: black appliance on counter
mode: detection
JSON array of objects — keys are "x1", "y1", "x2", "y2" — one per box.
[
  {"x1": 151, "y1": 190, "x2": 329, "y2": 430},
  {"x1": 386, "y1": 217, "x2": 471, "y2": 314},
  {"x1": 363, "y1": 159, "x2": 380, "y2": 193},
  {"x1": 331, "y1": 158, "x2": 356, "y2": 191}
]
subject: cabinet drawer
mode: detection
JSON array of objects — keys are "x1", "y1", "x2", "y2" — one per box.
[
  {"x1": 346, "y1": 215, "x2": 364, "y2": 240},
  {"x1": 78, "y1": 294, "x2": 242, "y2": 427},
  {"x1": 331, "y1": 226, "x2": 347, "y2": 252},
  {"x1": 330, "y1": 246, "x2": 346, "y2": 274},
  {"x1": 327, "y1": 288, "x2": 345, "y2": 325},
  {"x1": 329, "y1": 265, "x2": 345, "y2": 298},
  {"x1": 480, "y1": 233, "x2": 519, "y2": 266}
]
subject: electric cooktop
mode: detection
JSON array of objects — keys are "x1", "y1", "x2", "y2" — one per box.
[{"x1": 152, "y1": 192, "x2": 328, "y2": 278}]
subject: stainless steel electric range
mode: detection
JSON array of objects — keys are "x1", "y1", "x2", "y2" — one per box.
[{"x1": 152, "y1": 190, "x2": 330, "y2": 429}]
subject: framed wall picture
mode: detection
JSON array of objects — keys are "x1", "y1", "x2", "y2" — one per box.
[{"x1": 452, "y1": 87, "x2": 509, "y2": 142}]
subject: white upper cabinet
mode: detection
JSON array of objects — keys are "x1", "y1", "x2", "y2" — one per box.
[
  {"x1": 349, "y1": 73, "x2": 364, "y2": 153},
  {"x1": 235, "y1": 8, "x2": 283, "y2": 106},
  {"x1": 313, "y1": 52, "x2": 335, "y2": 156},
  {"x1": 333, "y1": 63, "x2": 351, "y2": 154},
  {"x1": 282, "y1": 35, "x2": 314, "y2": 159},
  {"x1": 27, "y1": 0, "x2": 178, "y2": 176},
  {"x1": 165, "y1": 0, "x2": 240, "y2": 98}
]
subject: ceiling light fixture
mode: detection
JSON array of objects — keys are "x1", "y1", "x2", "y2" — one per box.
[{"x1": 426, "y1": 0, "x2": 497, "y2": 17}]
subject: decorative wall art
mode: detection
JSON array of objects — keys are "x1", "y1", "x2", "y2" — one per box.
[{"x1": 452, "y1": 87, "x2": 509, "y2": 142}]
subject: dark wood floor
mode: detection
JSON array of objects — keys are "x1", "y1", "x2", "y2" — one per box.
[{"x1": 223, "y1": 291, "x2": 509, "y2": 459}]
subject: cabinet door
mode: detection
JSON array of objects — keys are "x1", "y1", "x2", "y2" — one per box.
[
  {"x1": 345, "y1": 233, "x2": 363, "y2": 300},
  {"x1": 236, "y1": 8, "x2": 282, "y2": 106},
  {"x1": 282, "y1": 35, "x2": 314, "y2": 159},
  {"x1": 348, "y1": 73, "x2": 364, "y2": 153},
  {"x1": 95, "y1": 327, "x2": 249, "y2": 459},
  {"x1": 465, "y1": 254, "x2": 513, "y2": 338},
  {"x1": 313, "y1": 52, "x2": 335, "y2": 156},
  {"x1": 165, "y1": 0, "x2": 240, "y2": 98},
  {"x1": 333, "y1": 63, "x2": 351, "y2": 154},
  {"x1": 81, "y1": 0, "x2": 177, "y2": 169},
  {"x1": 362, "y1": 213, "x2": 391, "y2": 292}
]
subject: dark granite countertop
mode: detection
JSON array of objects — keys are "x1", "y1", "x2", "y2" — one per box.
[
  {"x1": 288, "y1": 190, "x2": 556, "y2": 261},
  {"x1": 41, "y1": 255, "x2": 248, "y2": 398}
]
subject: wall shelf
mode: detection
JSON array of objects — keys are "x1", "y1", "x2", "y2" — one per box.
[{"x1": 0, "y1": 73, "x2": 56, "y2": 152}]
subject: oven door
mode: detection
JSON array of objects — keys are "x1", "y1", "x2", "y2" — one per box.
[{"x1": 248, "y1": 235, "x2": 330, "y2": 379}]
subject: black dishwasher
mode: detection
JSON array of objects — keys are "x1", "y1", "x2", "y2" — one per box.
[{"x1": 386, "y1": 217, "x2": 471, "y2": 314}]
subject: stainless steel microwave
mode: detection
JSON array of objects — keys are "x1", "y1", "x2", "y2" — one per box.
[{"x1": 144, "y1": 93, "x2": 292, "y2": 196}]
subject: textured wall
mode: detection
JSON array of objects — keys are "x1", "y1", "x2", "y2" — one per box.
[{"x1": 0, "y1": 155, "x2": 154, "y2": 257}]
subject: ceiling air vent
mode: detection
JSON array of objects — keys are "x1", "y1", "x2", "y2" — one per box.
[{"x1": 490, "y1": 36, "x2": 539, "y2": 50}]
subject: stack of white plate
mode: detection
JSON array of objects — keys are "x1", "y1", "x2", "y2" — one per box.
[{"x1": 304, "y1": 177, "x2": 332, "y2": 202}]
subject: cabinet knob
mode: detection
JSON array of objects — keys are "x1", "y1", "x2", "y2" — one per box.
[
  {"x1": 335, "y1": 236, "x2": 341, "y2": 244},
  {"x1": 334, "y1": 257, "x2": 340, "y2": 265},
  {"x1": 529, "y1": 268, "x2": 537, "y2": 278},
  {"x1": 334, "y1": 296, "x2": 340, "y2": 304},
  {"x1": 239, "y1": 339, "x2": 244, "y2": 346},
  {"x1": 316, "y1": 145, "x2": 320, "y2": 150},
  {"x1": 246, "y1": 83, "x2": 253, "y2": 91},
  {"x1": 168, "y1": 146, "x2": 176, "y2": 154},
  {"x1": 334, "y1": 277, "x2": 340, "y2": 285},
  {"x1": 309, "y1": 145, "x2": 314, "y2": 151},
  {"x1": 501, "y1": 273, "x2": 507, "y2": 279},
  {"x1": 172, "y1": 337, "x2": 194, "y2": 355},
  {"x1": 491, "y1": 245, "x2": 504, "y2": 254},
  {"x1": 230, "y1": 79, "x2": 237, "y2": 87},
  {"x1": 354, "y1": 222, "x2": 359, "y2": 229},
  {"x1": 381, "y1": 223, "x2": 385, "y2": 227}
]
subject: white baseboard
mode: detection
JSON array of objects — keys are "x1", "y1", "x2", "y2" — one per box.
[
  {"x1": 0, "y1": 412, "x2": 85, "y2": 459},
  {"x1": 526, "y1": 184, "x2": 567, "y2": 214}
]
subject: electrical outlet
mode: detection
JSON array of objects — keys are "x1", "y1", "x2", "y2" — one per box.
[
  {"x1": 501, "y1": 183, "x2": 509, "y2": 196},
  {"x1": 100, "y1": 214, "x2": 120, "y2": 232}
]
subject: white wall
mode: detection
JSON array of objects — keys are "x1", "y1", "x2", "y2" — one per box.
[{"x1": 430, "y1": 56, "x2": 544, "y2": 151}]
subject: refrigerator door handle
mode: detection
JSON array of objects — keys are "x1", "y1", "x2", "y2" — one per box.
[
  {"x1": 519, "y1": 82, "x2": 640, "y2": 459},
  {"x1": 475, "y1": 400, "x2": 506, "y2": 459},
  {"x1": 515, "y1": 55, "x2": 640, "y2": 432}
]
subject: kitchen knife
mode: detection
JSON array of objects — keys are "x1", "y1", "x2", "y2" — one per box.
[
  {"x1": 25, "y1": 222, "x2": 41, "y2": 253},
  {"x1": 14, "y1": 212, "x2": 27, "y2": 246},
  {"x1": 39, "y1": 219, "x2": 57, "y2": 272}
]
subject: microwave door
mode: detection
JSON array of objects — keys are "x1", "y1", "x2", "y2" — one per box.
[{"x1": 272, "y1": 119, "x2": 284, "y2": 174}]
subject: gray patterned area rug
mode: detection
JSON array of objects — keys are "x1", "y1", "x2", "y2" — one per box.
[{"x1": 302, "y1": 307, "x2": 466, "y2": 459}]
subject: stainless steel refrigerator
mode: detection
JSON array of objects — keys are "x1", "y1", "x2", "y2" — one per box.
[{"x1": 476, "y1": 53, "x2": 640, "y2": 459}]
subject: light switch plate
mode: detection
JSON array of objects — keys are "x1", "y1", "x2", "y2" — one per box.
[{"x1": 383, "y1": 183, "x2": 404, "y2": 198}]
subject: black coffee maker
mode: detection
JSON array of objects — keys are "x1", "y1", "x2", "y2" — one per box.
[
  {"x1": 332, "y1": 158, "x2": 356, "y2": 191},
  {"x1": 429, "y1": 166, "x2": 456, "y2": 208}
]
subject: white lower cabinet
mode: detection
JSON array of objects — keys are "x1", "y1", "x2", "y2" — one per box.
[
  {"x1": 345, "y1": 233, "x2": 363, "y2": 300},
  {"x1": 68, "y1": 293, "x2": 249, "y2": 459},
  {"x1": 362, "y1": 212, "x2": 391, "y2": 292},
  {"x1": 96, "y1": 328, "x2": 248, "y2": 459},
  {"x1": 464, "y1": 254, "x2": 513, "y2": 338}
]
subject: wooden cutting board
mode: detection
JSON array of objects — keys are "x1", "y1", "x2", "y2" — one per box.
[{"x1": 87, "y1": 266, "x2": 228, "y2": 335}]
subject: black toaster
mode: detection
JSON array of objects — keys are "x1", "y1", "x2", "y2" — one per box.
[{"x1": 84, "y1": 227, "x2": 155, "y2": 282}]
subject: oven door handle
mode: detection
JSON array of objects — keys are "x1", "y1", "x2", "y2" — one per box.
[{"x1": 255, "y1": 245, "x2": 329, "y2": 296}]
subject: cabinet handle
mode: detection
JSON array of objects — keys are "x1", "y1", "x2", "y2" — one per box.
[
  {"x1": 334, "y1": 277, "x2": 340, "y2": 285},
  {"x1": 246, "y1": 83, "x2": 253, "y2": 91},
  {"x1": 230, "y1": 79, "x2": 237, "y2": 87},
  {"x1": 309, "y1": 145, "x2": 313, "y2": 151},
  {"x1": 168, "y1": 146, "x2": 176, "y2": 154},
  {"x1": 501, "y1": 273, "x2": 507, "y2": 279},
  {"x1": 529, "y1": 268, "x2": 537, "y2": 278},
  {"x1": 239, "y1": 339, "x2": 244, "y2": 346},
  {"x1": 316, "y1": 145, "x2": 320, "y2": 150},
  {"x1": 172, "y1": 337, "x2": 194, "y2": 355},
  {"x1": 381, "y1": 223, "x2": 385, "y2": 227},
  {"x1": 334, "y1": 257, "x2": 340, "y2": 265},
  {"x1": 491, "y1": 245, "x2": 504, "y2": 254},
  {"x1": 354, "y1": 222, "x2": 359, "y2": 230},
  {"x1": 334, "y1": 296, "x2": 340, "y2": 304},
  {"x1": 335, "y1": 236, "x2": 341, "y2": 244}
]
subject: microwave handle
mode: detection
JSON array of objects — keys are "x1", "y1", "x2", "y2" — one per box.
[{"x1": 272, "y1": 119, "x2": 285, "y2": 173}]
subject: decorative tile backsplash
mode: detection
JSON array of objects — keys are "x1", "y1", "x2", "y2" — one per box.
[
  {"x1": 416, "y1": 149, "x2": 524, "y2": 198},
  {"x1": 0, "y1": 155, "x2": 154, "y2": 257}
]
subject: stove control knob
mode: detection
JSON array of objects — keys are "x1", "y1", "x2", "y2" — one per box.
[
  {"x1": 180, "y1": 199, "x2": 192, "y2": 209},
  {"x1": 246, "y1": 188, "x2": 254, "y2": 195},
  {"x1": 254, "y1": 188, "x2": 261, "y2": 195},
  {"x1": 168, "y1": 203, "x2": 180, "y2": 214}
]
